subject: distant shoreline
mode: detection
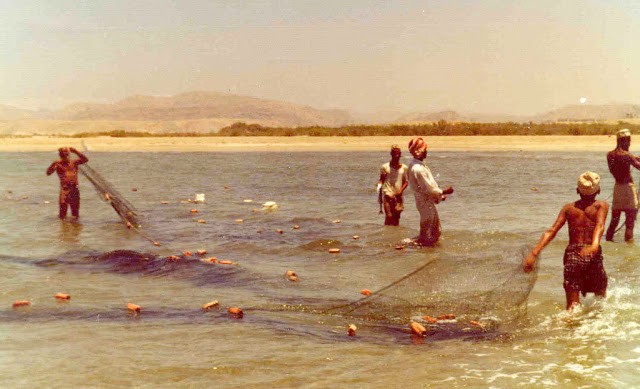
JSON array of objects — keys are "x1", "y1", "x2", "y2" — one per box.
[{"x1": 0, "y1": 135, "x2": 615, "y2": 152}]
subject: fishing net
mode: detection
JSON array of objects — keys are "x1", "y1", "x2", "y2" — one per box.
[
  {"x1": 79, "y1": 164, "x2": 141, "y2": 229},
  {"x1": 320, "y1": 245, "x2": 537, "y2": 324}
]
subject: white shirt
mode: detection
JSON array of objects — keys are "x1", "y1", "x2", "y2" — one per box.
[
  {"x1": 380, "y1": 162, "x2": 408, "y2": 197},
  {"x1": 408, "y1": 157, "x2": 443, "y2": 203}
]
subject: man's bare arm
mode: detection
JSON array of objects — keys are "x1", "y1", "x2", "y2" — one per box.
[
  {"x1": 629, "y1": 153, "x2": 640, "y2": 170},
  {"x1": 523, "y1": 205, "x2": 568, "y2": 272},
  {"x1": 70, "y1": 147, "x2": 89, "y2": 165},
  {"x1": 46, "y1": 162, "x2": 58, "y2": 176}
]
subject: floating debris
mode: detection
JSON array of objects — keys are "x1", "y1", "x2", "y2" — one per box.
[{"x1": 202, "y1": 301, "x2": 219, "y2": 311}]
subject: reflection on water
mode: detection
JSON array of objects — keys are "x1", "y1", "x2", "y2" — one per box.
[{"x1": 58, "y1": 220, "x2": 83, "y2": 244}]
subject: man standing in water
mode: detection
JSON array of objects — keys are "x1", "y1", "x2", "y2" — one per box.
[
  {"x1": 377, "y1": 145, "x2": 409, "y2": 226},
  {"x1": 407, "y1": 137, "x2": 453, "y2": 246},
  {"x1": 524, "y1": 172, "x2": 609, "y2": 310},
  {"x1": 46, "y1": 147, "x2": 89, "y2": 220},
  {"x1": 605, "y1": 129, "x2": 640, "y2": 242}
]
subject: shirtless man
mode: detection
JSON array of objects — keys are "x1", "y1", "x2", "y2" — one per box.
[
  {"x1": 524, "y1": 172, "x2": 609, "y2": 310},
  {"x1": 46, "y1": 147, "x2": 89, "y2": 219},
  {"x1": 377, "y1": 145, "x2": 408, "y2": 226},
  {"x1": 605, "y1": 129, "x2": 640, "y2": 242}
]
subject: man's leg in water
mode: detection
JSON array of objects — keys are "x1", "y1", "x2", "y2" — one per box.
[
  {"x1": 605, "y1": 210, "x2": 622, "y2": 241},
  {"x1": 69, "y1": 188, "x2": 80, "y2": 219},
  {"x1": 59, "y1": 202, "x2": 68, "y2": 219},
  {"x1": 624, "y1": 209, "x2": 637, "y2": 241},
  {"x1": 565, "y1": 290, "x2": 580, "y2": 310}
]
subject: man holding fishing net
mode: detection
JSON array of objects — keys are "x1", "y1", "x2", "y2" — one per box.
[
  {"x1": 377, "y1": 144, "x2": 409, "y2": 226},
  {"x1": 605, "y1": 129, "x2": 640, "y2": 242},
  {"x1": 46, "y1": 147, "x2": 89, "y2": 220},
  {"x1": 524, "y1": 172, "x2": 609, "y2": 310},
  {"x1": 407, "y1": 137, "x2": 454, "y2": 246}
]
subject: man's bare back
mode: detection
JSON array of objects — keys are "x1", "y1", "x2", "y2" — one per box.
[
  {"x1": 607, "y1": 148, "x2": 639, "y2": 184},
  {"x1": 564, "y1": 199, "x2": 608, "y2": 247}
]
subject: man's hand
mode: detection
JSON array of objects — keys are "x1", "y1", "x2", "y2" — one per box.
[
  {"x1": 443, "y1": 186, "x2": 454, "y2": 195},
  {"x1": 69, "y1": 147, "x2": 78, "y2": 154},
  {"x1": 579, "y1": 246, "x2": 598, "y2": 258},
  {"x1": 523, "y1": 252, "x2": 537, "y2": 272}
]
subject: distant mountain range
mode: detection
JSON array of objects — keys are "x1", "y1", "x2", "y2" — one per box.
[
  {"x1": 395, "y1": 105, "x2": 640, "y2": 124},
  {"x1": 1, "y1": 91, "x2": 639, "y2": 135}
]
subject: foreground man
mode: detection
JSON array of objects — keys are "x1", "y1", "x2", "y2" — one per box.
[
  {"x1": 377, "y1": 144, "x2": 408, "y2": 226},
  {"x1": 407, "y1": 137, "x2": 453, "y2": 246},
  {"x1": 605, "y1": 129, "x2": 640, "y2": 242},
  {"x1": 46, "y1": 147, "x2": 89, "y2": 219},
  {"x1": 524, "y1": 172, "x2": 608, "y2": 310}
]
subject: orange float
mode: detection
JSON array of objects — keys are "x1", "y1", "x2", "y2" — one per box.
[
  {"x1": 285, "y1": 270, "x2": 299, "y2": 282},
  {"x1": 190, "y1": 209, "x2": 198, "y2": 213},
  {"x1": 196, "y1": 249, "x2": 207, "y2": 256},
  {"x1": 12, "y1": 300, "x2": 30, "y2": 308},
  {"x1": 228, "y1": 307, "x2": 244, "y2": 318},
  {"x1": 292, "y1": 225, "x2": 300, "y2": 230},
  {"x1": 183, "y1": 251, "x2": 192, "y2": 257},
  {"x1": 202, "y1": 257, "x2": 218, "y2": 263},
  {"x1": 197, "y1": 219, "x2": 206, "y2": 224},
  {"x1": 202, "y1": 300, "x2": 220, "y2": 311},
  {"x1": 127, "y1": 303, "x2": 141, "y2": 313},
  {"x1": 410, "y1": 321, "x2": 427, "y2": 336},
  {"x1": 422, "y1": 316, "x2": 438, "y2": 324},
  {"x1": 348, "y1": 324, "x2": 357, "y2": 336},
  {"x1": 161, "y1": 201, "x2": 169, "y2": 204},
  {"x1": 332, "y1": 219, "x2": 341, "y2": 224},
  {"x1": 54, "y1": 293, "x2": 71, "y2": 300},
  {"x1": 360, "y1": 289, "x2": 372, "y2": 296},
  {"x1": 352, "y1": 235, "x2": 360, "y2": 240},
  {"x1": 167, "y1": 255, "x2": 180, "y2": 261},
  {"x1": 328, "y1": 248, "x2": 340, "y2": 254},
  {"x1": 217, "y1": 260, "x2": 236, "y2": 265},
  {"x1": 235, "y1": 219, "x2": 244, "y2": 223},
  {"x1": 437, "y1": 314, "x2": 456, "y2": 320}
]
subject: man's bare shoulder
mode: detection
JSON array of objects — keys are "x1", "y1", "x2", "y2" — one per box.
[{"x1": 593, "y1": 200, "x2": 609, "y2": 209}]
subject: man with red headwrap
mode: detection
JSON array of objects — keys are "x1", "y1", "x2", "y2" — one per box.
[{"x1": 407, "y1": 137, "x2": 453, "y2": 246}]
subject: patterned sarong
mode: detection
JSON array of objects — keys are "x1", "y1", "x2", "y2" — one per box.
[{"x1": 563, "y1": 243, "x2": 607, "y2": 296}]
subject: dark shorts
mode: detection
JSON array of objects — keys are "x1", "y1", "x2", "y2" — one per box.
[
  {"x1": 563, "y1": 244, "x2": 607, "y2": 296},
  {"x1": 383, "y1": 194, "x2": 404, "y2": 218},
  {"x1": 59, "y1": 185, "x2": 80, "y2": 205}
]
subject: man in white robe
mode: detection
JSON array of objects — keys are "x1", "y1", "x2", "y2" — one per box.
[{"x1": 407, "y1": 137, "x2": 454, "y2": 246}]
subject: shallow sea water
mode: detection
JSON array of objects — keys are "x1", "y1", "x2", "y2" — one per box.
[{"x1": 0, "y1": 149, "x2": 639, "y2": 388}]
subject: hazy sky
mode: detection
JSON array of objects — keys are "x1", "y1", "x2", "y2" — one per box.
[{"x1": 1, "y1": 0, "x2": 639, "y2": 116}]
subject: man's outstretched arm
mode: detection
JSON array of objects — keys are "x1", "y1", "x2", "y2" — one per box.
[
  {"x1": 70, "y1": 147, "x2": 88, "y2": 164},
  {"x1": 524, "y1": 206, "x2": 567, "y2": 272},
  {"x1": 46, "y1": 162, "x2": 58, "y2": 176}
]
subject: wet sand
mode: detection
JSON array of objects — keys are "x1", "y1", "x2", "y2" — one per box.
[{"x1": 0, "y1": 135, "x2": 614, "y2": 152}]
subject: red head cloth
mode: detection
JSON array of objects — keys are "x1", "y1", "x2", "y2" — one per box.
[{"x1": 408, "y1": 137, "x2": 427, "y2": 157}]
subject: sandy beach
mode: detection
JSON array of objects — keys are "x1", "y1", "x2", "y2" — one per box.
[{"x1": 0, "y1": 135, "x2": 614, "y2": 152}]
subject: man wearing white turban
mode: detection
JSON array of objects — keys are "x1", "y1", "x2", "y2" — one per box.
[
  {"x1": 524, "y1": 172, "x2": 609, "y2": 310},
  {"x1": 406, "y1": 137, "x2": 454, "y2": 246}
]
